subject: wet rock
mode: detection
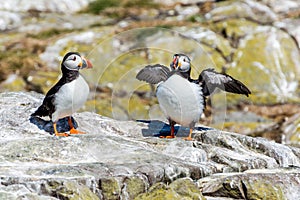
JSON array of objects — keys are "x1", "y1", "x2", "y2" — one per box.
[{"x1": 0, "y1": 91, "x2": 300, "y2": 199}]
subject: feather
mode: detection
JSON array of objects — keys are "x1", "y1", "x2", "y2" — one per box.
[
  {"x1": 199, "y1": 68, "x2": 251, "y2": 96},
  {"x1": 136, "y1": 64, "x2": 170, "y2": 84}
]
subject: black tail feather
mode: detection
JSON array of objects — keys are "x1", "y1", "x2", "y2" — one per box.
[{"x1": 31, "y1": 105, "x2": 50, "y2": 117}]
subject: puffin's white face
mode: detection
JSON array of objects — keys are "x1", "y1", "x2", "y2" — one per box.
[
  {"x1": 63, "y1": 54, "x2": 83, "y2": 71},
  {"x1": 177, "y1": 55, "x2": 191, "y2": 72},
  {"x1": 171, "y1": 54, "x2": 191, "y2": 72}
]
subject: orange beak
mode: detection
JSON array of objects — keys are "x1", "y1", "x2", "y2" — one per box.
[
  {"x1": 171, "y1": 56, "x2": 178, "y2": 70},
  {"x1": 81, "y1": 57, "x2": 93, "y2": 69}
]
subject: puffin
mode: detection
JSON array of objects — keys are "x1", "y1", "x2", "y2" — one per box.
[
  {"x1": 31, "y1": 52, "x2": 93, "y2": 137},
  {"x1": 136, "y1": 53, "x2": 251, "y2": 140}
]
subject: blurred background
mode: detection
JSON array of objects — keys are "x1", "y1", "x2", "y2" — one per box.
[{"x1": 1, "y1": 0, "x2": 300, "y2": 145}]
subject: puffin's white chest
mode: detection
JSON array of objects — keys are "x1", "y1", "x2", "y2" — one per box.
[
  {"x1": 52, "y1": 75, "x2": 89, "y2": 121},
  {"x1": 156, "y1": 74, "x2": 204, "y2": 127}
]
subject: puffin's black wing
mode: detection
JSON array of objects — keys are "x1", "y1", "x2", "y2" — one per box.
[
  {"x1": 31, "y1": 79, "x2": 64, "y2": 118},
  {"x1": 199, "y1": 68, "x2": 251, "y2": 96},
  {"x1": 136, "y1": 64, "x2": 170, "y2": 84}
]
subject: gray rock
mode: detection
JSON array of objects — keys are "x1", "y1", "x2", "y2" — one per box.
[
  {"x1": 1, "y1": 91, "x2": 300, "y2": 199},
  {"x1": 0, "y1": 11, "x2": 22, "y2": 31},
  {"x1": 0, "y1": 0, "x2": 94, "y2": 13},
  {"x1": 198, "y1": 168, "x2": 300, "y2": 199},
  {"x1": 206, "y1": 0, "x2": 278, "y2": 23}
]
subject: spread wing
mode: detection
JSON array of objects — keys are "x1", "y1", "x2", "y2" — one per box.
[
  {"x1": 199, "y1": 68, "x2": 251, "y2": 96},
  {"x1": 136, "y1": 64, "x2": 171, "y2": 84}
]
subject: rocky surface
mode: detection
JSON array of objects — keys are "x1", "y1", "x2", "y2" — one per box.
[
  {"x1": 0, "y1": 91, "x2": 300, "y2": 199},
  {"x1": 0, "y1": 0, "x2": 94, "y2": 13}
]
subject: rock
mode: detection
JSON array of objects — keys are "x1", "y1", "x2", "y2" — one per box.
[
  {"x1": 198, "y1": 168, "x2": 300, "y2": 200},
  {"x1": 0, "y1": 91, "x2": 300, "y2": 199},
  {"x1": 0, "y1": 0, "x2": 94, "y2": 13},
  {"x1": 275, "y1": 18, "x2": 300, "y2": 49},
  {"x1": 0, "y1": 11, "x2": 21, "y2": 31},
  {"x1": 43, "y1": 180, "x2": 99, "y2": 200},
  {"x1": 280, "y1": 113, "x2": 300, "y2": 145},
  {"x1": 206, "y1": 0, "x2": 278, "y2": 23},
  {"x1": 136, "y1": 178, "x2": 206, "y2": 200},
  {"x1": 233, "y1": 25, "x2": 300, "y2": 103},
  {"x1": 39, "y1": 30, "x2": 104, "y2": 69},
  {"x1": 266, "y1": 0, "x2": 300, "y2": 13}
]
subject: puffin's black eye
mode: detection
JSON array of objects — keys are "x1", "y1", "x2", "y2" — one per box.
[
  {"x1": 73, "y1": 56, "x2": 76, "y2": 61},
  {"x1": 183, "y1": 58, "x2": 186, "y2": 62}
]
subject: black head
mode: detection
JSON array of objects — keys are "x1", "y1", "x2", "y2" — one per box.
[
  {"x1": 61, "y1": 52, "x2": 93, "y2": 75},
  {"x1": 170, "y1": 54, "x2": 192, "y2": 79}
]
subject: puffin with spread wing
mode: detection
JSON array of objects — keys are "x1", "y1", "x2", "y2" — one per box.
[{"x1": 136, "y1": 53, "x2": 251, "y2": 140}]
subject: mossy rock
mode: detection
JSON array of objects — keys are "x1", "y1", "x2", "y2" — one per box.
[
  {"x1": 123, "y1": 176, "x2": 147, "y2": 199},
  {"x1": 135, "y1": 182, "x2": 178, "y2": 200},
  {"x1": 231, "y1": 26, "x2": 300, "y2": 104},
  {"x1": 1, "y1": 75, "x2": 26, "y2": 92},
  {"x1": 170, "y1": 178, "x2": 206, "y2": 200},
  {"x1": 99, "y1": 177, "x2": 120, "y2": 200},
  {"x1": 212, "y1": 18, "x2": 258, "y2": 39},
  {"x1": 136, "y1": 178, "x2": 205, "y2": 200},
  {"x1": 243, "y1": 178, "x2": 285, "y2": 200},
  {"x1": 28, "y1": 71, "x2": 59, "y2": 94},
  {"x1": 56, "y1": 181, "x2": 99, "y2": 200},
  {"x1": 208, "y1": 0, "x2": 276, "y2": 24},
  {"x1": 42, "y1": 180, "x2": 98, "y2": 200}
]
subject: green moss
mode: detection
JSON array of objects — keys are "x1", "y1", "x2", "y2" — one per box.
[
  {"x1": 124, "y1": 176, "x2": 147, "y2": 199},
  {"x1": 124, "y1": 0, "x2": 159, "y2": 8},
  {"x1": 209, "y1": 1, "x2": 254, "y2": 21},
  {"x1": 85, "y1": 98, "x2": 113, "y2": 118},
  {"x1": 170, "y1": 178, "x2": 206, "y2": 200},
  {"x1": 188, "y1": 15, "x2": 205, "y2": 23},
  {"x1": 229, "y1": 27, "x2": 300, "y2": 104},
  {"x1": 27, "y1": 28, "x2": 74, "y2": 39},
  {"x1": 1, "y1": 76, "x2": 26, "y2": 91},
  {"x1": 55, "y1": 181, "x2": 99, "y2": 200},
  {"x1": 246, "y1": 180, "x2": 285, "y2": 200},
  {"x1": 85, "y1": 0, "x2": 158, "y2": 15},
  {"x1": 136, "y1": 179, "x2": 206, "y2": 200},
  {"x1": 0, "y1": 49, "x2": 45, "y2": 85},
  {"x1": 212, "y1": 19, "x2": 258, "y2": 38},
  {"x1": 85, "y1": 0, "x2": 119, "y2": 14},
  {"x1": 135, "y1": 182, "x2": 178, "y2": 200},
  {"x1": 129, "y1": 94, "x2": 154, "y2": 120},
  {"x1": 29, "y1": 71, "x2": 59, "y2": 94},
  {"x1": 99, "y1": 177, "x2": 120, "y2": 200}
]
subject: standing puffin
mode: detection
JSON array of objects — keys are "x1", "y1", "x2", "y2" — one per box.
[
  {"x1": 136, "y1": 53, "x2": 251, "y2": 140},
  {"x1": 31, "y1": 52, "x2": 93, "y2": 137}
]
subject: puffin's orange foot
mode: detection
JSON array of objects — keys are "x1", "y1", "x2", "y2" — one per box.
[
  {"x1": 69, "y1": 127, "x2": 86, "y2": 134},
  {"x1": 55, "y1": 132, "x2": 69, "y2": 137},
  {"x1": 159, "y1": 135, "x2": 175, "y2": 139},
  {"x1": 184, "y1": 137, "x2": 193, "y2": 141},
  {"x1": 166, "y1": 135, "x2": 175, "y2": 139}
]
